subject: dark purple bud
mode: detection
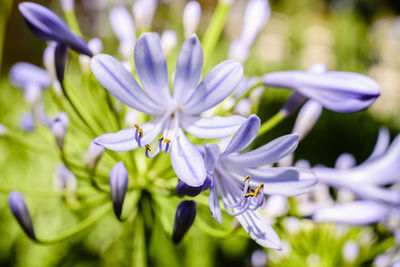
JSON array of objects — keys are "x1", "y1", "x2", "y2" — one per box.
[
  {"x1": 18, "y1": 2, "x2": 93, "y2": 57},
  {"x1": 176, "y1": 176, "x2": 211, "y2": 197},
  {"x1": 55, "y1": 43, "x2": 69, "y2": 83},
  {"x1": 8, "y1": 191, "x2": 36, "y2": 240},
  {"x1": 109, "y1": 161, "x2": 128, "y2": 220},
  {"x1": 172, "y1": 200, "x2": 196, "y2": 244}
]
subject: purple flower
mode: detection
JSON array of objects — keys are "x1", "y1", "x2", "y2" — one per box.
[
  {"x1": 172, "y1": 200, "x2": 196, "y2": 244},
  {"x1": 9, "y1": 191, "x2": 36, "y2": 240},
  {"x1": 312, "y1": 128, "x2": 400, "y2": 206},
  {"x1": 262, "y1": 64, "x2": 380, "y2": 113},
  {"x1": 19, "y1": 2, "x2": 92, "y2": 57},
  {"x1": 109, "y1": 162, "x2": 128, "y2": 220},
  {"x1": 204, "y1": 115, "x2": 317, "y2": 248},
  {"x1": 91, "y1": 33, "x2": 245, "y2": 187},
  {"x1": 9, "y1": 62, "x2": 50, "y2": 106}
]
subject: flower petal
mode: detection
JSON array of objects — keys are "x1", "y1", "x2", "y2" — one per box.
[
  {"x1": 236, "y1": 210, "x2": 281, "y2": 249},
  {"x1": 173, "y1": 35, "x2": 203, "y2": 105},
  {"x1": 181, "y1": 114, "x2": 246, "y2": 139},
  {"x1": 95, "y1": 118, "x2": 163, "y2": 151},
  {"x1": 222, "y1": 114, "x2": 260, "y2": 156},
  {"x1": 19, "y1": 2, "x2": 92, "y2": 56},
  {"x1": 224, "y1": 133, "x2": 299, "y2": 167},
  {"x1": 91, "y1": 54, "x2": 163, "y2": 115},
  {"x1": 231, "y1": 167, "x2": 317, "y2": 196},
  {"x1": 364, "y1": 127, "x2": 390, "y2": 163},
  {"x1": 313, "y1": 201, "x2": 389, "y2": 225},
  {"x1": 134, "y1": 33, "x2": 172, "y2": 106},
  {"x1": 182, "y1": 60, "x2": 243, "y2": 115},
  {"x1": 204, "y1": 143, "x2": 220, "y2": 174},
  {"x1": 263, "y1": 71, "x2": 380, "y2": 113},
  {"x1": 208, "y1": 178, "x2": 222, "y2": 224},
  {"x1": 9, "y1": 62, "x2": 50, "y2": 89},
  {"x1": 170, "y1": 131, "x2": 206, "y2": 186}
]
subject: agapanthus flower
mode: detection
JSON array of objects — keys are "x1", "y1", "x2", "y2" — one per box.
[
  {"x1": 91, "y1": 33, "x2": 245, "y2": 186},
  {"x1": 9, "y1": 62, "x2": 50, "y2": 106},
  {"x1": 203, "y1": 115, "x2": 317, "y2": 248},
  {"x1": 262, "y1": 63, "x2": 381, "y2": 113},
  {"x1": 312, "y1": 128, "x2": 400, "y2": 206}
]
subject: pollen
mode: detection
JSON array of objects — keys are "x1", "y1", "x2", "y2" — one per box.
[
  {"x1": 163, "y1": 138, "x2": 171, "y2": 143},
  {"x1": 244, "y1": 175, "x2": 250, "y2": 182}
]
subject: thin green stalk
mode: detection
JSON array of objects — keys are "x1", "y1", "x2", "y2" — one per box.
[
  {"x1": 202, "y1": 1, "x2": 231, "y2": 66},
  {"x1": 64, "y1": 10, "x2": 83, "y2": 36},
  {"x1": 35, "y1": 204, "x2": 112, "y2": 244},
  {"x1": 257, "y1": 112, "x2": 287, "y2": 136}
]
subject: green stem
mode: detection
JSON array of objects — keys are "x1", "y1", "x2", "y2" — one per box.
[
  {"x1": 257, "y1": 112, "x2": 287, "y2": 136},
  {"x1": 3, "y1": 130, "x2": 57, "y2": 156},
  {"x1": 36, "y1": 204, "x2": 112, "y2": 244},
  {"x1": 64, "y1": 10, "x2": 83, "y2": 36},
  {"x1": 202, "y1": 1, "x2": 231, "y2": 66},
  {"x1": 0, "y1": 186, "x2": 95, "y2": 198}
]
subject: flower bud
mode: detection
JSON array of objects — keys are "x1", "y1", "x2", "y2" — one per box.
[
  {"x1": 79, "y1": 38, "x2": 103, "y2": 74},
  {"x1": 161, "y1": 30, "x2": 177, "y2": 56},
  {"x1": 109, "y1": 162, "x2": 128, "y2": 219},
  {"x1": 132, "y1": 0, "x2": 157, "y2": 30},
  {"x1": 55, "y1": 43, "x2": 69, "y2": 83},
  {"x1": 234, "y1": 98, "x2": 251, "y2": 116},
  {"x1": 110, "y1": 6, "x2": 136, "y2": 59},
  {"x1": 19, "y1": 2, "x2": 92, "y2": 56},
  {"x1": 172, "y1": 200, "x2": 196, "y2": 244},
  {"x1": 176, "y1": 177, "x2": 210, "y2": 197},
  {"x1": 86, "y1": 139, "x2": 105, "y2": 170},
  {"x1": 292, "y1": 100, "x2": 323, "y2": 141},
  {"x1": 182, "y1": 1, "x2": 201, "y2": 38},
  {"x1": 54, "y1": 164, "x2": 77, "y2": 192},
  {"x1": 8, "y1": 191, "x2": 36, "y2": 240},
  {"x1": 228, "y1": 39, "x2": 249, "y2": 63},
  {"x1": 60, "y1": 0, "x2": 74, "y2": 12},
  {"x1": 9, "y1": 62, "x2": 50, "y2": 90},
  {"x1": 251, "y1": 249, "x2": 267, "y2": 267},
  {"x1": 43, "y1": 42, "x2": 57, "y2": 80},
  {"x1": 241, "y1": 0, "x2": 270, "y2": 46},
  {"x1": 342, "y1": 241, "x2": 359, "y2": 264},
  {"x1": 0, "y1": 123, "x2": 6, "y2": 136},
  {"x1": 50, "y1": 112, "x2": 69, "y2": 150},
  {"x1": 335, "y1": 153, "x2": 356, "y2": 170},
  {"x1": 20, "y1": 112, "x2": 35, "y2": 132}
]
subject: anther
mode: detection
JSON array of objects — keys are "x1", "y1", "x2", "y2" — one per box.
[
  {"x1": 145, "y1": 144, "x2": 151, "y2": 151},
  {"x1": 163, "y1": 138, "x2": 171, "y2": 143},
  {"x1": 244, "y1": 175, "x2": 250, "y2": 182},
  {"x1": 134, "y1": 124, "x2": 143, "y2": 138},
  {"x1": 158, "y1": 136, "x2": 164, "y2": 141}
]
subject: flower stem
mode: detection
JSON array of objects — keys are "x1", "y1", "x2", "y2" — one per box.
[
  {"x1": 64, "y1": 10, "x2": 83, "y2": 36},
  {"x1": 202, "y1": 1, "x2": 231, "y2": 66},
  {"x1": 258, "y1": 112, "x2": 287, "y2": 136},
  {"x1": 35, "y1": 204, "x2": 112, "y2": 244}
]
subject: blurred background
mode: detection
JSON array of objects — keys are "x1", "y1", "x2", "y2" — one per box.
[{"x1": 1, "y1": 0, "x2": 400, "y2": 266}]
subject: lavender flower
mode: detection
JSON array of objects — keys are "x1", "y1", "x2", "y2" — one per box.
[
  {"x1": 204, "y1": 115, "x2": 317, "y2": 248},
  {"x1": 172, "y1": 200, "x2": 196, "y2": 244},
  {"x1": 91, "y1": 33, "x2": 245, "y2": 186},
  {"x1": 19, "y1": 2, "x2": 92, "y2": 57},
  {"x1": 109, "y1": 162, "x2": 128, "y2": 220},
  {"x1": 262, "y1": 64, "x2": 381, "y2": 113},
  {"x1": 312, "y1": 128, "x2": 400, "y2": 206},
  {"x1": 9, "y1": 62, "x2": 50, "y2": 106},
  {"x1": 9, "y1": 191, "x2": 36, "y2": 240}
]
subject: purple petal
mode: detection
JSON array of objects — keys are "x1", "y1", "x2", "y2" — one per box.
[
  {"x1": 54, "y1": 43, "x2": 69, "y2": 83},
  {"x1": 235, "y1": 167, "x2": 317, "y2": 196},
  {"x1": 292, "y1": 100, "x2": 323, "y2": 140},
  {"x1": 170, "y1": 131, "x2": 206, "y2": 187},
  {"x1": 134, "y1": 33, "x2": 172, "y2": 106},
  {"x1": 313, "y1": 201, "x2": 389, "y2": 225},
  {"x1": 222, "y1": 115, "x2": 260, "y2": 156},
  {"x1": 335, "y1": 153, "x2": 356, "y2": 170},
  {"x1": 365, "y1": 127, "x2": 390, "y2": 163},
  {"x1": 91, "y1": 54, "x2": 163, "y2": 115},
  {"x1": 263, "y1": 71, "x2": 380, "y2": 113},
  {"x1": 224, "y1": 133, "x2": 299, "y2": 167},
  {"x1": 9, "y1": 62, "x2": 50, "y2": 89},
  {"x1": 173, "y1": 34, "x2": 203, "y2": 105},
  {"x1": 181, "y1": 114, "x2": 246, "y2": 139},
  {"x1": 204, "y1": 143, "x2": 220, "y2": 174},
  {"x1": 19, "y1": 2, "x2": 92, "y2": 56},
  {"x1": 182, "y1": 60, "x2": 243, "y2": 115},
  {"x1": 208, "y1": 179, "x2": 222, "y2": 223},
  {"x1": 95, "y1": 117, "x2": 163, "y2": 151}
]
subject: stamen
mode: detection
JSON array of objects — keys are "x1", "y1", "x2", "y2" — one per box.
[
  {"x1": 145, "y1": 144, "x2": 151, "y2": 151},
  {"x1": 244, "y1": 175, "x2": 250, "y2": 182},
  {"x1": 254, "y1": 183, "x2": 264, "y2": 197},
  {"x1": 163, "y1": 138, "x2": 171, "y2": 143}
]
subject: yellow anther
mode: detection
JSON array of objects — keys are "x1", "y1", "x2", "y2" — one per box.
[
  {"x1": 244, "y1": 175, "x2": 250, "y2": 182},
  {"x1": 254, "y1": 189, "x2": 260, "y2": 197},
  {"x1": 145, "y1": 144, "x2": 151, "y2": 151},
  {"x1": 134, "y1": 124, "x2": 140, "y2": 130},
  {"x1": 134, "y1": 124, "x2": 143, "y2": 138},
  {"x1": 258, "y1": 183, "x2": 264, "y2": 189},
  {"x1": 158, "y1": 136, "x2": 164, "y2": 141},
  {"x1": 163, "y1": 138, "x2": 171, "y2": 143},
  {"x1": 245, "y1": 192, "x2": 255, "y2": 197}
]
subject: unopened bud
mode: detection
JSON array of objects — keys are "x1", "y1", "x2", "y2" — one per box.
[
  {"x1": 292, "y1": 100, "x2": 323, "y2": 140},
  {"x1": 20, "y1": 112, "x2": 35, "y2": 132},
  {"x1": 110, "y1": 6, "x2": 136, "y2": 59},
  {"x1": 86, "y1": 139, "x2": 105, "y2": 170},
  {"x1": 60, "y1": 0, "x2": 74, "y2": 12},
  {"x1": 9, "y1": 191, "x2": 36, "y2": 240},
  {"x1": 109, "y1": 162, "x2": 128, "y2": 220},
  {"x1": 183, "y1": 1, "x2": 201, "y2": 38},
  {"x1": 50, "y1": 112, "x2": 69, "y2": 150},
  {"x1": 54, "y1": 164, "x2": 77, "y2": 192},
  {"x1": 172, "y1": 200, "x2": 196, "y2": 244},
  {"x1": 342, "y1": 241, "x2": 359, "y2": 264},
  {"x1": 161, "y1": 30, "x2": 177, "y2": 56},
  {"x1": 132, "y1": 0, "x2": 157, "y2": 30}
]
